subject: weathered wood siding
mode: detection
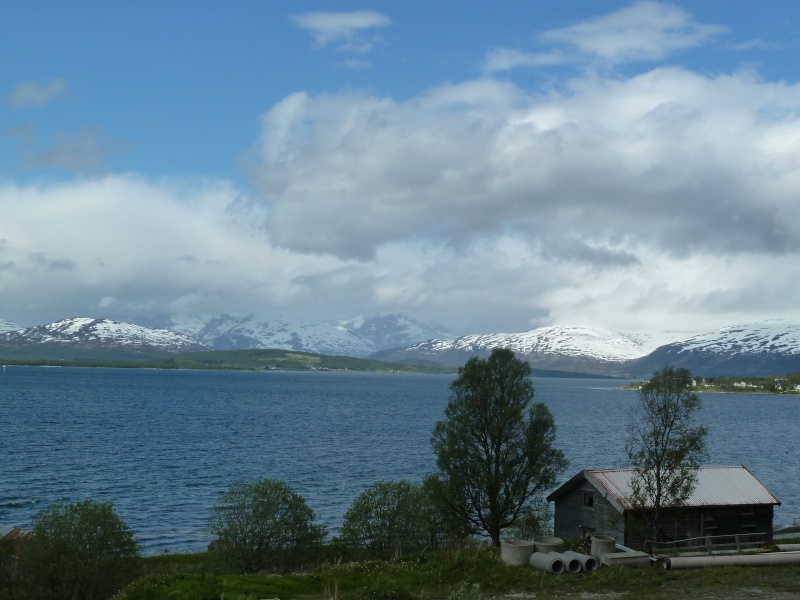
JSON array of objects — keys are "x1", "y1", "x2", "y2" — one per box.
[
  {"x1": 552, "y1": 483, "x2": 625, "y2": 542},
  {"x1": 622, "y1": 504, "x2": 775, "y2": 549}
]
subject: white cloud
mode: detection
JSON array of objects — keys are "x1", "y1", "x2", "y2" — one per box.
[
  {"x1": 486, "y1": 1, "x2": 728, "y2": 72},
  {"x1": 292, "y1": 10, "x2": 390, "y2": 53},
  {"x1": 243, "y1": 59, "x2": 800, "y2": 334},
  {"x1": 252, "y1": 68, "x2": 800, "y2": 260},
  {"x1": 0, "y1": 176, "x2": 352, "y2": 325},
  {"x1": 540, "y1": 1, "x2": 727, "y2": 64},
  {"x1": 8, "y1": 78, "x2": 69, "y2": 108}
]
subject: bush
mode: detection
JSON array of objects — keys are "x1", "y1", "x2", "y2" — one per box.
[
  {"x1": 20, "y1": 500, "x2": 140, "y2": 600},
  {"x1": 208, "y1": 479, "x2": 326, "y2": 573},
  {"x1": 340, "y1": 480, "x2": 445, "y2": 560}
]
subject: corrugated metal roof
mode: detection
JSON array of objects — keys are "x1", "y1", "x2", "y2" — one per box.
[
  {"x1": 587, "y1": 465, "x2": 781, "y2": 511},
  {"x1": 0, "y1": 524, "x2": 18, "y2": 539}
]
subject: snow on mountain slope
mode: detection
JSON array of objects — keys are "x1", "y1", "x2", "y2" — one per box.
[
  {"x1": 338, "y1": 314, "x2": 451, "y2": 351},
  {"x1": 675, "y1": 320, "x2": 800, "y2": 356},
  {"x1": 0, "y1": 318, "x2": 208, "y2": 352},
  {"x1": 407, "y1": 326, "x2": 658, "y2": 362},
  {"x1": 0, "y1": 319, "x2": 21, "y2": 334},
  {"x1": 627, "y1": 320, "x2": 800, "y2": 377},
  {"x1": 193, "y1": 314, "x2": 374, "y2": 355},
  {"x1": 133, "y1": 312, "x2": 451, "y2": 357}
]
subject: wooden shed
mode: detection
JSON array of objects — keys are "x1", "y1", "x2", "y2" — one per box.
[{"x1": 546, "y1": 465, "x2": 781, "y2": 550}]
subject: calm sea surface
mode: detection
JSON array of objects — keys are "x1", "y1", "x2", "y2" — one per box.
[{"x1": 1, "y1": 366, "x2": 797, "y2": 554}]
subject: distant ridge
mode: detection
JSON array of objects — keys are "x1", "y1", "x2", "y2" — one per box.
[
  {"x1": 134, "y1": 312, "x2": 450, "y2": 357},
  {"x1": 370, "y1": 321, "x2": 800, "y2": 377},
  {"x1": 627, "y1": 320, "x2": 800, "y2": 376},
  {"x1": 369, "y1": 325, "x2": 659, "y2": 375},
  {"x1": 0, "y1": 317, "x2": 208, "y2": 359},
  {"x1": 1, "y1": 315, "x2": 798, "y2": 377}
]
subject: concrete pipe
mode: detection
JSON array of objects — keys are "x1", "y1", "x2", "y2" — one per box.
[
  {"x1": 530, "y1": 551, "x2": 565, "y2": 574},
  {"x1": 562, "y1": 550, "x2": 598, "y2": 572},
  {"x1": 664, "y1": 551, "x2": 800, "y2": 570},
  {"x1": 777, "y1": 544, "x2": 800, "y2": 552},
  {"x1": 548, "y1": 551, "x2": 582, "y2": 573},
  {"x1": 500, "y1": 540, "x2": 536, "y2": 566},
  {"x1": 534, "y1": 536, "x2": 565, "y2": 554},
  {"x1": 591, "y1": 535, "x2": 616, "y2": 560}
]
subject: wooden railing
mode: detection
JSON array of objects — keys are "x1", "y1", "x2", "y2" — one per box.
[{"x1": 647, "y1": 532, "x2": 768, "y2": 555}]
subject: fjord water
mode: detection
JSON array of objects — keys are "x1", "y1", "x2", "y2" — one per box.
[{"x1": 1, "y1": 366, "x2": 798, "y2": 554}]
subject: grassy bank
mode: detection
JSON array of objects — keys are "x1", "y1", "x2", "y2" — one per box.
[{"x1": 116, "y1": 546, "x2": 800, "y2": 600}]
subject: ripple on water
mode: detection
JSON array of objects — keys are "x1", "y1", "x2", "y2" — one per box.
[{"x1": 1, "y1": 368, "x2": 798, "y2": 553}]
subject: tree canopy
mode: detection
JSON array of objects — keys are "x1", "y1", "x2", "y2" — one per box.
[
  {"x1": 626, "y1": 366, "x2": 708, "y2": 547},
  {"x1": 20, "y1": 500, "x2": 140, "y2": 600},
  {"x1": 429, "y1": 348, "x2": 568, "y2": 546},
  {"x1": 340, "y1": 480, "x2": 443, "y2": 559},
  {"x1": 209, "y1": 479, "x2": 326, "y2": 573}
]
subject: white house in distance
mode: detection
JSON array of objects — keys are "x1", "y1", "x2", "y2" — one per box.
[{"x1": 546, "y1": 465, "x2": 781, "y2": 549}]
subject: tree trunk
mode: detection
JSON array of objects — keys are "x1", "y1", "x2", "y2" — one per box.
[{"x1": 490, "y1": 530, "x2": 501, "y2": 547}]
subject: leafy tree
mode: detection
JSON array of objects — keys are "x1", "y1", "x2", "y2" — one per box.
[
  {"x1": 429, "y1": 348, "x2": 568, "y2": 546},
  {"x1": 20, "y1": 500, "x2": 140, "y2": 600},
  {"x1": 209, "y1": 479, "x2": 326, "y2": 573},
  {"x1": 626, "y1": 366, "x2": 708, "y2": 548},
  {"x1": 0, "y1": 535, "x2": 23, "y2": 600},
  {"x1": 503, "y1": 497, "x2": 552, "y2": 541},
  {"x1": 340, "y1": 480, "x2": 439, "y2": 559}
]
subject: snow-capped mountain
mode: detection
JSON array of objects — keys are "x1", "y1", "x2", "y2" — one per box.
[
  {"x1": 0, "y1": 319, "x2": 21, "y2": 334},
  {"x1": 370, "y1": 321, "x2": 800, "y2": 377},
  {"x1": 0, "y1": 318, "x2": 208, "y2": 354},
  {"x1": 370, "y1": 326, "x2": 660, "y2": 374},
  {"x1": 2, "y1": 314, "x2": 797, "y2": 377},
  {"x1": 134, "y1": 312, "x2": 451, "y2": 357},
  {"x1": 338, "y1": 314, "x2": 451, "y2": 351},
  {"x1": 629, "y1": 320, "x2": 800, "y2": 376}
]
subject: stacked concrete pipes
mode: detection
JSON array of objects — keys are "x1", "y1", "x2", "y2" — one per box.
[{"x1": 530, "y1": 537, "x2": 598, "y2": 574}]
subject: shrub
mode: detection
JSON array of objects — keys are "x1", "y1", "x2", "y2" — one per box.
[
  {"x1": 209, "y1": 479, "x2": 326, "y2": 573},
  {"x1": 20, "y1": 500, "x2": 140, "y2": 600},
  {"x1": 341, "y1": 480, "x2": 442, "y2": 560}
]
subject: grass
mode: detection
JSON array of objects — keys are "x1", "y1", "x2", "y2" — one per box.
[{"x1": 112, "y1": 545, "x2": 800, "y2": 600}]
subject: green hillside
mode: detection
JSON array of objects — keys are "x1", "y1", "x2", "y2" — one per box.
[{"x1": 0, "y1": 347, "x2": 454, "y2": 374}]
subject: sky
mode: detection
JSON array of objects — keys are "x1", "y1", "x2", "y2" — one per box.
[{"x1": 2, "y1": 1, "x2": 800, "y2": 338}]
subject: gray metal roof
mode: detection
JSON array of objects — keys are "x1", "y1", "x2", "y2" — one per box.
[{"x1": 586, "y1": 465, "x2": 781, "y2": 511}]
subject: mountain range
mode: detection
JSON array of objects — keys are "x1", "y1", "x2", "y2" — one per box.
[
  {"x1": 0, "y1": 314, "x2": 798, "y2": 377},
  {"x1": 133, "y1": 312, "x2": 451, "y2": 357}
]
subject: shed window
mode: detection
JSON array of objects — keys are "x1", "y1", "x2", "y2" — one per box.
[{"x1": 583, "y1": 492, "x2": 595, "y2": 508}]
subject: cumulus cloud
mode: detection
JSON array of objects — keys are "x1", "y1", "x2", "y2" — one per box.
[
  {"x1": 0, "y1": 176, "x2": 353, "y2": 325},
  {"x1": 292, "y1": 10, "x2": 390, "y2": 53},
  {"x1": 7, "y1": 78, "x2": 69, "y2": 107},
  {"x1": 251, "y1": 69, "x2": 800, "y2": 264},
  {"x1": 244, "y1": 4, "x2": 800, "y2": 334}
]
